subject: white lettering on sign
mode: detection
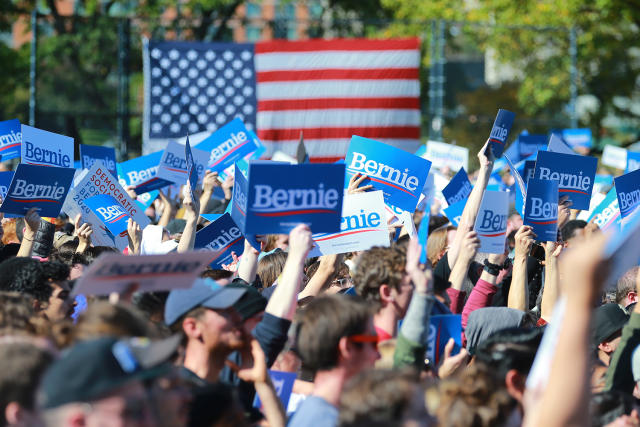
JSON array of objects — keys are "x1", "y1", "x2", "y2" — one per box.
[
  {"x1": 593, "y1": 199, "x2": 619, "y2": 228},
  {"x1": 83, "y1": 155, "x2": 116, "y2": 171},
  {"x1": 0, "y1": 130, "x2": 20, "y2": 146},
  {"x1": 209, "y1": 132, "x2": 248, "y2": 164},
  {"x1": 96, "y1": 205, "x2": 127, "y2": 223},
  {"x1": 619, "y1": 190, "x2": 640, "y2": 213},
  {"x1": 478, "y1": 209, "x2": 507, "y2": 232},
  {"x1": 12, "y1": 179, "x2": 66, "y2": 200},
  {"x1": 127, "y1": 166, "x2": 159, "y2": 186},
  {"x1": 529, "y1": 197, "x2": 558, "y2": 220},
  {"x1": 348, "y1": 152, "x2": 419, "y2": 192},
  {"x1": 204, "y1": 227, "x2": 242, "y2": 251},
  {"x1": 253, "y1": 184, "x2": 339, "y2": 212},
  {"x1": 447, "y1": 181, "x2": 472, "y2": 204},
  {"x1": 24, "y1": 141, "x2": 71, "y2": 167},
  {"x1": 490, "y1": 125, "x2": 508, "y2": 143},
  {"x1": 538, "y1": 167, "x2": 591, "y2": 192},
  {"x1": 341, "y1": 209, "x2": 381, "y2": 231}
]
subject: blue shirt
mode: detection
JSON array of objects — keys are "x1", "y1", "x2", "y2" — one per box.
[{"x1": 288, "y1": 396, "x2": 338, "y2": 427}]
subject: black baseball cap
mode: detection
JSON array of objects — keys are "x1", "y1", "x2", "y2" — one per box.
[
  {"x1": 592, "y1": 304, "x2": 629, "y2": 346},
  {"x1": 38, "y1": 335, "x2": 180, "y2": 409},
  {"x1": 228, "y1": 280, "x2": 267, "y2": 320}
]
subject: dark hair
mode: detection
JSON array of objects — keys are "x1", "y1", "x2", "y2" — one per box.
[
  {"x1": 475, "y1": 327, "x2": 544, "y2": 380},
  {"x1": 0, "y1": 258, "x2": 52, "y2": 302},
  {"x1": 0, "y1": 340, "x2": 55, "y2": 426},
  {"x1": 41, "y1": 261, "x2": 70, "y2": 283},
  {"x1": 561, "y1": 219, "x2": 587, "y2": 241},
  {"x1": 295, "y1": 295, "x2": 373, "y2": 371},
  {"x1": 200, "y1": 267, "x2": 234, "y2": 281},
  {"x1": 0, "y1": 292, "x2": 38, "y2": 336},
  {"x1": 73, "y1": 301, "x2": 159, "y2": 342},
  {"x1": 428, "y1": 215, "x2": 450, "y2": 235},
  {"x1": 132, "y1": 291, "x2": 169, "y2": 324},
  {"x1": 352, "y1": 244, "x2": 406, "y2": 304},
  {"x1": 49, "y1": 240, "x2": 79, "y2": 265},
  {"x1": 83, "y1": 246, "x2": 119, "y2": 264},
  {"x1": 591, "y1": 390, "x2": 638, "y2": 427}
]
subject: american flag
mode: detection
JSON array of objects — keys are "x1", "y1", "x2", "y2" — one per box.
[{"x1": 143, "y1": 38, "x2": 421, "y2": 161}]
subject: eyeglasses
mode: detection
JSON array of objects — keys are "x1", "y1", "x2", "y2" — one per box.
[
  {"x1": 348, "y1": 334, "x2": 379, "y2": 347},
  {"x1": 331, "y1": 278, "x2": 351, "y2": 286}
]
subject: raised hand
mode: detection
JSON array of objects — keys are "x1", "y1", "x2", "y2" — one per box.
[{"x1": 347, "y1": 172, "x2": 374, "y2": 194}]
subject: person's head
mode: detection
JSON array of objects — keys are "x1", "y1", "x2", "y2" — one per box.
[
  {"x1": 561, "y1": 219, "x2": 588, "y2": 244},
  {"x1": 295, "y1": 294, "x2": 379, "y2": 376},
  {"x1": 465, "y1": 307, "x2": 537, "y2": 355},
  {"x1": 426, "y1": 224, "x2": 456, "y2": 266},
  {"x1": 227, "y1": 281, "x2": 267, "y2": 335},
  {"x1": 339, "y1": 369, "x2": 431, "y2": 427},
  {"x1": 592, "y1": 303, "x2": 630, "y2": 366},
  {"x1": 0, "y1": 292, "x2": 40, "y2": 337},
  {"x1": 616, "y1": 266, "x2": 640, "y2": 308},
  {"x1": 264, "y1": 234, "x2": 289, "y2": 252},
  {"x1": 437, "y1": 362, "x2": 519, "y2": 427},
  {"x1": 40, "y1": 261, "x2": 75, "y2": 321},
  {"x1": 74, "y1": 301, "x2": 159, "y2": 343},
  {"x1": 199, "y1": 267, "x2": 234, "y2": 285},
  {"x1": 352, "y1": 244, "x2": 412, "y2": 318},
  {"x1": 165, "y1": 278, "x2": 247, "y2": 357},
  {"x1": 256, "y1": 250, "x2": 288, "y2": 288},
  {"x1": 0, "y1": 337, "x2": 55, "y2": 427},
  {"x1": 475, "y1": 327, "x2": 544, "y2": 403},
  {"x1": 0, "y1": 257, "x2": 51, "y2": 309},
  {"x1": 38, "y1": 336, "x2": 180, "y2": 427},
  {"x1": 82, "y1": 245, "x2": 119, "y2": 264},
  {"x1": 590, "y1": 390, "x2": 639, "y2": 427}
]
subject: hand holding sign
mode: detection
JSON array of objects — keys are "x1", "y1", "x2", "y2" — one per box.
[
  {"x1": 127, "y1": 218, "x2": 142, "y2": 255},
  {"x1": 347, "y1": 172, "x2": 374, "y2": 194},
  {"x1": 486, "y1": 109, "x2": 515, "y2": 159}
]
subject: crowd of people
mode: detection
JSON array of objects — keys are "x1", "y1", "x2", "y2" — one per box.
[{"x1": 0, "y1": 138, "x2": 639, "y2": 427}]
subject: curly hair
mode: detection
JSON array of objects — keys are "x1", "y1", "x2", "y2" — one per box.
[
  {"x1": 41, "y1": 261, "x2": 70, "y2": 283},
  {"x1": 0, "y1": 257, "x2": 51, "y2": 302},
  {"x1": 352, "y1": 244, "x2": 407, "y2": 304}
]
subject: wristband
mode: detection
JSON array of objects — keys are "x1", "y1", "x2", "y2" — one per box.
[{"x1": 483, "y1": 259, "x2": 500, "y2": 276}]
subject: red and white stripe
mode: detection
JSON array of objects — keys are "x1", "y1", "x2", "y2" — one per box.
[{"x1": 255, "y1": 38, "x2": 422, "y2": 162}]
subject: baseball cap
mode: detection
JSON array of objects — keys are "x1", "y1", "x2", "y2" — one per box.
[
  {"x1": 164, "y1": 278, "x2": 247, "y2": 326},
  {"x1": 591, "y1": 304, "x2": 629, "y2": 346},
  {"x1": 228, "y1": 279, "x2": 267, "y2": 320},
  {"x1": 39, "y1": 335, "x2": 180, "y2": 409}
]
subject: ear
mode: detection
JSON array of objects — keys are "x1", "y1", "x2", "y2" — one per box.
[
  {"x1": 5, "y1": 402, "x2": 22, "y2": 425},
  {"x1": 629, "y1": 291, "x2": 638, "y2": 304},
  {"x1": 182, "y1": 316, "x2": 202, "y2": 341},
  {"x1": 504, "y1": 369, "x2": 525, "y2": 401},
  {"x1": 67, "y1": 408, "x2": 87, "y2": 427},
  {"x1": 379, "y1": 284, "x2": 394, "y2": 304},
  {"x1": 32, "y1": 299, "x2": 43, "y2": 313},
  {"x1": 337, "y1": 336, "x2": 353, "y2": 362},
  {"x1": 598, "y1": 341, "x2": 613, "y2": 354}
]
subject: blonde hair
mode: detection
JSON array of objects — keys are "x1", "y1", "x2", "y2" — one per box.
[{"x1": 427, "y1": 224, "x2": 455, "y2": 266}]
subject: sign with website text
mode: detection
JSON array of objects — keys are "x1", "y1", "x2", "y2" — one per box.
[
  {"x1": 345, "y1": 136, "x2": 431, "y2": 212},
  {"x1": 422, "y1": 140, "x2": 469, "y2": 171},
  {"x1": 309, "y1": 191, "x2": 389, "y2": 257},
  {"x1": 231, "y1": 162, "x2": 345, "y2": 234},
  {"x1": 72, "y1": 251, "x2": 218, "y2": 296},
  {"x1": 0, "y1": 164, "x2": 74, "y2": 217},
  {"x1": 155, "y1": 140, "x2": 209, "y2": 185},
  {"x1": 442, "y1": 168, "x2": 472, "y2": 206},
  {"x1": 533, "y1": 150, "x2": 597, "y2": 210},
  {"x1": 83, "y1": 194, "x2": 131, "y2": 237},
  {"x1": 588, "y1": 188, "x2": 621, "y2": 232},
  {"x1": 524, "y1": 178, "x2": 558, "y2": 242},
  {"x1": 474, "y1": 190, "x2": 509, "y2": 253},
  {"x1": 615, "y1": 168, "x2": 640, "y2": 219},
  {"x1": 487, "y1": 109, "x2": 515, "y2": 158},
  {"x1": 117, "y1": 151, "x2": 173, "y2": 194},
  {"x1": 194, "y1": 213, "x2": 245, "y2": 269},
  {"x1": 80, "y1": 144, "x2": 117, "y2": 177},
  {"x1": 0, "y1": 119, "x2": 22, "y2": 161},
  {"x1": 195, "y1": 118, "x2": 261, "y2": 173},
  {"x1": 21, "y1": 125, "x2": 74, "y2": 168},
  {"x1": 75, "y1": 162, "x2": 150, "y2": 228}
]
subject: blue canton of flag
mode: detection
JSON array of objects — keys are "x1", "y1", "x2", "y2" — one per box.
[{"x1": 144, "y1": 40, "x2": 257, "y2": 154}]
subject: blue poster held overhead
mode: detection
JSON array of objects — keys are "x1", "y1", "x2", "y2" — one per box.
[
  {"x1": 195, "y1": 118, "x2": 261, "y2": 173},
  {"x1": 427, "y1": 315, "x2": 462, "y2": 366},
  {"x1": 615, "y1": 168, "x2": 640, "y2": 219},
  {"x1": 524, "y1": 178, "x2": 559, "y2": 242},
  {"x1": 194, "y1": 213, "x2": 245, "y2": 269},
  {"x1": 344, "y1": 135, "x2": 431, "y2": 212},
  {"x1": 185, "y1": 136, "x2": 198, "y2": 201},
  {"x1": 487, "y1": 109, "x2": 515, "y2": 158},
  {"x1": 0, "y1": 119, "x2": 22, "y2": 161},
  {"x1": 443, "y1": 198, "x2": 465, "y2": 227},
  {"x1": 0, "y1": 164, "x2": 75, "y2": 217},
  {"x1": 83, "y1": 194, "x2": 131, "y2": 237},
  {"x1": 80, "y1": 144, "x2": 117, "y2": 177},
  {"x1": 442, "y1": 168, "x2": 472, "y2": 206},
  {"x1": 21, "y1": 125, "x2": 74, "y2": 168},
  {"x1": 533, "y1": 150, "x2": 597, "y2": 210},
  {"x1": 523, "y1": 160, "x2": 536, "y2": 187},
  {"x1": 562, "y1": 128, "x2": 592, "y2": 149},
  {"x1": 117, "y1": 151, "x2": 173, "y2": 194},
  {"x1": 518, "y1": 134, "x2": 546, "y2": 158},
  {"x1": 626, "y1": 151, "x2": 640, "y2": 173},
  {"x1": 588, "y1": 188, "x2": 621, "y2": 232},
  {"x1": 232, "y1": 161, "x2": 345, "y2": 235},
  {"x1": 0, "y1": 171, "x2": 14, "y2": 200}
]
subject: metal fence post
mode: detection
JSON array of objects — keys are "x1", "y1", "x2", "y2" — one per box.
[
  {"x1": 117, "y1": 18, "x2": 131, "y2": 160},
  {"x1": 29, "y1": 10, "x2": 37, "y2": 127}
]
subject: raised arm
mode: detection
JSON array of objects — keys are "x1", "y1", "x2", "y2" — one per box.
[
  {"x1": 177, "y1": 184, "x2": 199, "y2": 253},
  {"x1": 237, "y1": 237, "x2": 261, "y2": 284},
  {"x1": 198, "y1": 171, "x2": 219, "y2": 224},
  {"x1": 297, "y1": 253, "x2": 343, "y2": 300},
  {"x1": 447, "y1": 140, "x2": 495, "y2": 269},
  {"x1": 540, "y1": 241, "x2": 563, "y2": 322},
  {"x1": 508, "y1": 226, "x2": 535, "y2": 311},
  {"x1": 157, "y1": 187, "x2": 176, "y2": 228},
  {"x1": 17, "y1": 208, "x2": 41, "y2": 258},
  {"x1": 265, "y1": 225, "x2": 312, "y2": 320},
  {"x1": 447, "y1": 228, "x2": 479, "y2": 313}
]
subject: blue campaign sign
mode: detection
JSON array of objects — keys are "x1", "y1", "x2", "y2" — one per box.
[
  {"x1": 135, "y1": 190, "x2": 159, "y2": 211},
  {"x1": 79, "y1": 144, "x2": 117, "y2": 177},
  {"x1": 0, "y1": 119, "x2": 22, "y2": 161},
  {"x1": 443, "y1": 198, "x2": 465, "y2": 227},
  {"x1": 442, "y1": 168, "x2": 472, "y2": 206},
  {"x1": 117, "y1": 151, "x2": 172, "y2": 194},
  {"x1": 344, "y1": 135, "x2": 431, "y2": 212},
  {"x1": 519, "y1": 134, "x2": 546, "y2": 158},
  {"x1": 547, "y1": 133, "x2": 576, "y2": 155},
  {"x1": 615, "y1": 168, "x2": 640, "y2": 219},
  {"x1": 194, "y1": 213, "x2": 245, "y2": 268},
  {"x1": 523, "y1": 160, "x2": 536, "y2": 187},
  {"x1": 0, "y1": 171, "x2": 14, "y2": 200},
  {"x1": 185, "y1": 136, "x2": 198, "y2": 201},
  {"x1": 562, "y1": 128, "x2": 592, "y2": 149},
  {"x1": 523, "y1": 178, "x2": 559, "y2": 242},
  {"x1": 588, "y1": 188, "x2": 621, "y2": 232},
  {"x1": 21, "y1": 125, "x2": 74, "y2": 168},
  {"x1": 533, "y1": 150, "x2": 597, "y2": 210},
  {"x1": 195, "y1": 118, "x2": 260, "y2": 173},
  {"x1": 427, "y1": 315, "x2": 462, "y2": 366},
  {"x1": 626, "y1": 151, "x2": 640, "y2": 173},
  {"x1": 0, "y1": 164, "x2": 74, "y2": 217},
  {"x1": 487, "y1": 109, "x2": 515, "y2": 158},
  {"x1": 253, "y1": 370, "x2": 297, "y2": 411},
  {"x1": 83, "y1": 194, "x2": 130, "y2": 237},
  {"x1": 233, "y1": 162, "x2": 345, "y2": 234}
]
